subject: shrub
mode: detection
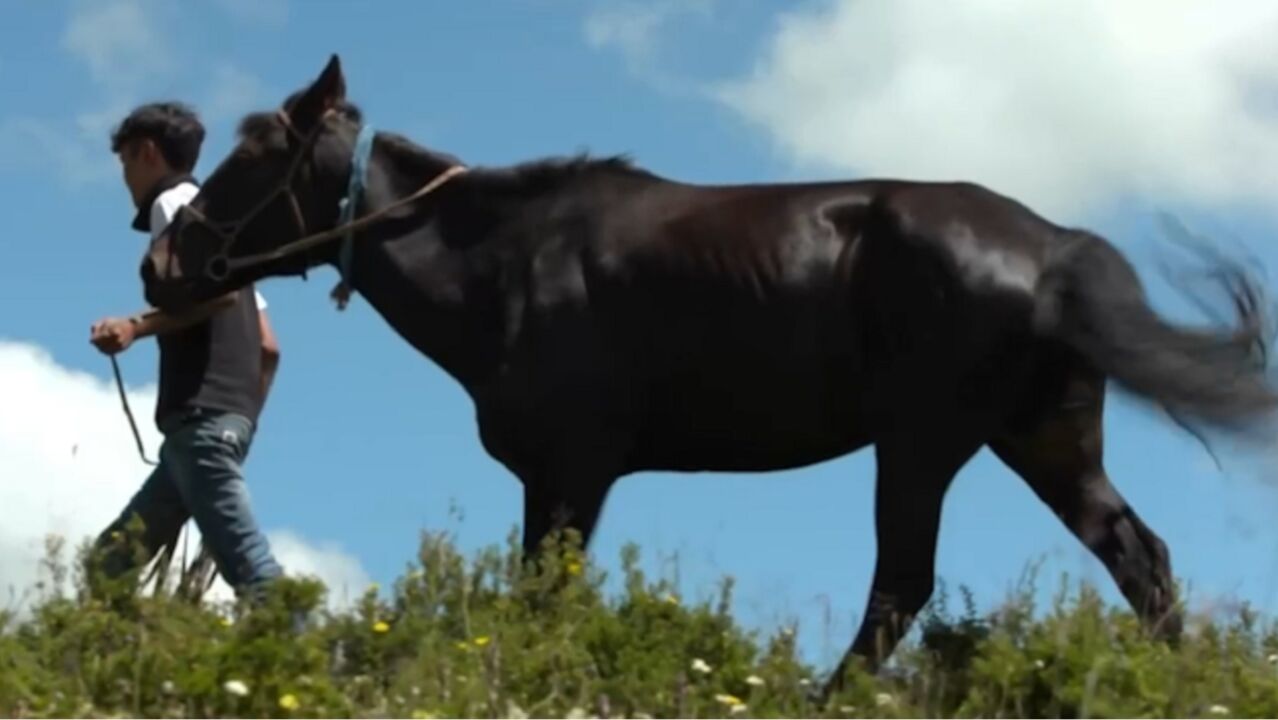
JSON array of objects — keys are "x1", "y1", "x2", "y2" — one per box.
[{"x1": 1, "y1": 529, "x2": 1276, "y2": 718}]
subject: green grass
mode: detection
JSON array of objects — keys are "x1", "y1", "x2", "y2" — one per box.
[{"x1": 3, "y1": 530, "x2": 1278, "y2": 718}]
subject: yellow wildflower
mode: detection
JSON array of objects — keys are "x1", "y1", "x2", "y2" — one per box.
[
  {"x1": 372, "y1": 620, "x2": 391, "y2": 633},
  {"x1": 219, "y1": 616, "x2": 233, "y2": 628},
  {"x1": 278, "y1": 693, "x2": 300, "y2": 711},
  {"x1": 473, "y1": 635, "x2": 491, "y2": 647},
  {"x1": 455, "y1": 641, "x2": 469, "y2": 651},
  {"x1": 662, "y1": 593, "x2": 680, "y2": 605},
  {"x1": 714, "y1": 693, "x2": 743, "y2": 707},
  {"x1": 566, "y1": 561, "x2": 583, "y2": 576}
]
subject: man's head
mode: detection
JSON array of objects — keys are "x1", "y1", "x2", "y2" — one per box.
[{"x1": 111, "y1": 102, "x2": 205, "y2": 207}]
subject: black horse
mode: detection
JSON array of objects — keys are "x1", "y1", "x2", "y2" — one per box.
[{"x1": 142, "y1": 55, "x2": 1278, "y2": 695}]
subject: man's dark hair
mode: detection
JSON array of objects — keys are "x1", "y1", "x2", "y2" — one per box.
[{"x1": 110, "y1": 102, "x2": 205, "y2": 172}]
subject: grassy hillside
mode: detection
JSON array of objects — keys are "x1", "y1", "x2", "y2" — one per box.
[{"x1": 3, "y1": 530, "x2": 1277, "y2": 718}]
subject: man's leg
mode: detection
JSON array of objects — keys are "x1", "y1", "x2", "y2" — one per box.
[
  {"x1": 90, "y1": 459, "x2": 189, "y2": 587},
  {"x1": 165, "y1": 411, "x2": 282, "y2": 600}
]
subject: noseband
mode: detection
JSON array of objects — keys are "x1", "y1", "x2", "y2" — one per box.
[{"x1": 173, "y1": 106, "x2": 466, "y2": 306}]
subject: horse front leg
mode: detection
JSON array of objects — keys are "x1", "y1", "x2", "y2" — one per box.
[{"x1": 518, "y1": 441, "x2": 624, "y2": 562}]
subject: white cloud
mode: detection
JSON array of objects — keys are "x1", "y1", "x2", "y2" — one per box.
[
  {"x1": 62, "y1": 0, "x2": 173, "y2": 96},
  {"x1": 584, "y1": 0, "x2": 714, "y2": 91},
  {"x1": 256, "y1": 531, "x2": 371, "y2": 609},
  {"x1": 0, "y1": 339, "x2": 368, "y2": 614},
  {"x1": 713, "y1": 0, "x2": 1278, "y2": 220},
  {"x1": 0, "y1": 3, "x2": 276, "y2": 188},
  {"x1": 1, "y1": 1, "x2": 171, "y2": 188},
  {"x1": 205, "y1": 63, "x2": 272, "y2": 125},
  {"x1": 0, "y1": 117, "x2": 115, "y2": 187}
]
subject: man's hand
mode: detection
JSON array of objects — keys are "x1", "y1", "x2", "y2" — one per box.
[
  {"x1": 90, "y1": 317, "x2": 138, "y2": 355},
  {"x1": 88, "y1": 293, "x2": 237, "y2": 356}
]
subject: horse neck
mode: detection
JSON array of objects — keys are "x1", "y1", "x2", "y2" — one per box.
[{"x1": 344, "y1": 143, "x2": 509, "y2": 390}]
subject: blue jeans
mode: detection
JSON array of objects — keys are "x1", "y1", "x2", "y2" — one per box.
[{"x1": 93, "y1": 409, "x2": 282, "y2": 597}]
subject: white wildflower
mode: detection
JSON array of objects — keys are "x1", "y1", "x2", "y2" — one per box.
[
  {"x1": 1268, "y1": 653, "x2": 1278, "y2": 665},
  {"x1": 1034, "y1": 659, "x2": 1046, "y2": 670},
  {"x1": 714, "y1": 693, "x2": 744, "y2": 707},
  {"x1": 730, "y1": 704, "x2": 748, "y2": 715},
  {"x1": 745, "y1": 674, "x2": 765, "y2": 687},
  {"x1": 875, "y1": 692, "x2": 895, "y2": 708},
  {"x1": 1208, "y1": 705, "x2": 1230, "y2": 716},
  {"x1": 798, "y1": 678, "x2": 811, "y2": 687},
  {"x1": 691, "y1": 658, "x2": 712, "y2": 674},
  {"x1": 160, "y1": 680, "x2": 176, "y2": 695},
  {"x1": 223, "y1": 679, "x2": 249, "y2": 697}
]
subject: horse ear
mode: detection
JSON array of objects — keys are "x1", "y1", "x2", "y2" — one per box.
[{"x1": 290, "y1": 54, "x2": 347, "y2": 131}]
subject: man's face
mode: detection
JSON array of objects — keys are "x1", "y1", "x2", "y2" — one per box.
[{"x1": 117, "y1": 138, "x2": 165, "y2": 207}]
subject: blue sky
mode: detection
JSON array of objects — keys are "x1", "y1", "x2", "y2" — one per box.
[{"x1": 2, "y1": 0, "x2": 1278, "y2": 670}]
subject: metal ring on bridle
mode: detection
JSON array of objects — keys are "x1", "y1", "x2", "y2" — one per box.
[{"x1": 205, "y1": 254, "x2": 230, "y2": 282}]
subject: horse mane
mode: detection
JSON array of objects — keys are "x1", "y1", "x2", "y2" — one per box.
[
  {"x1": 501, "y1": 153, "x2": 654, "y2": 189},
  {"x1": 378, "y1": 129, "x2": 656, "y2": 197},
  {"x1": 236, "y1": 89, "x2": 654, "y2": 196}
]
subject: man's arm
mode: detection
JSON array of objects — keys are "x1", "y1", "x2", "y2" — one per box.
[
  {"x1": 258, "y1": 307, "x2": 281, "y2": 407},
  {"x1": 131, "y1": 293, "x2": 237, "y2": 338},
  {"x1": 90, "y1": 292, "x2": 236, "y2": 355}
]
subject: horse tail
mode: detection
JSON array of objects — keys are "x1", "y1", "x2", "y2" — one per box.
[{"x1": 1033, "y1": 228, "x2": 1278, "y2": 438}]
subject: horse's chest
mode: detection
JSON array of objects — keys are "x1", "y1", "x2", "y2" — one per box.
[{"x1": 469, "y1": 362, "x2": 626, "y2": 469}]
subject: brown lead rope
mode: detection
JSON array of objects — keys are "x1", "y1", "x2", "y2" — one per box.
[{"x1": 110, "y1": 353, "x2": 157, "y2": 466}]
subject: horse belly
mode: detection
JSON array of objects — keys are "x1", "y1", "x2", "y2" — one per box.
[{"x1": 632, "y1": 327, "x2": 873, "y2": 472}]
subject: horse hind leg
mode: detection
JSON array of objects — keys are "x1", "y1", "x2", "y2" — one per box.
[{"x1": 989, "y1": 353, "x2": 1183, "y2": 641}]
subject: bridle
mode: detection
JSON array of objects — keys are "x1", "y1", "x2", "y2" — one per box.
[{"x1": 170, "y1": 105, "x2": 466, "y2": 298}]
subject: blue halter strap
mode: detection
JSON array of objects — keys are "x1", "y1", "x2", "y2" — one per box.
[{"x1": 331, "y1": 122, "x2": 376, "y2": 310}]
